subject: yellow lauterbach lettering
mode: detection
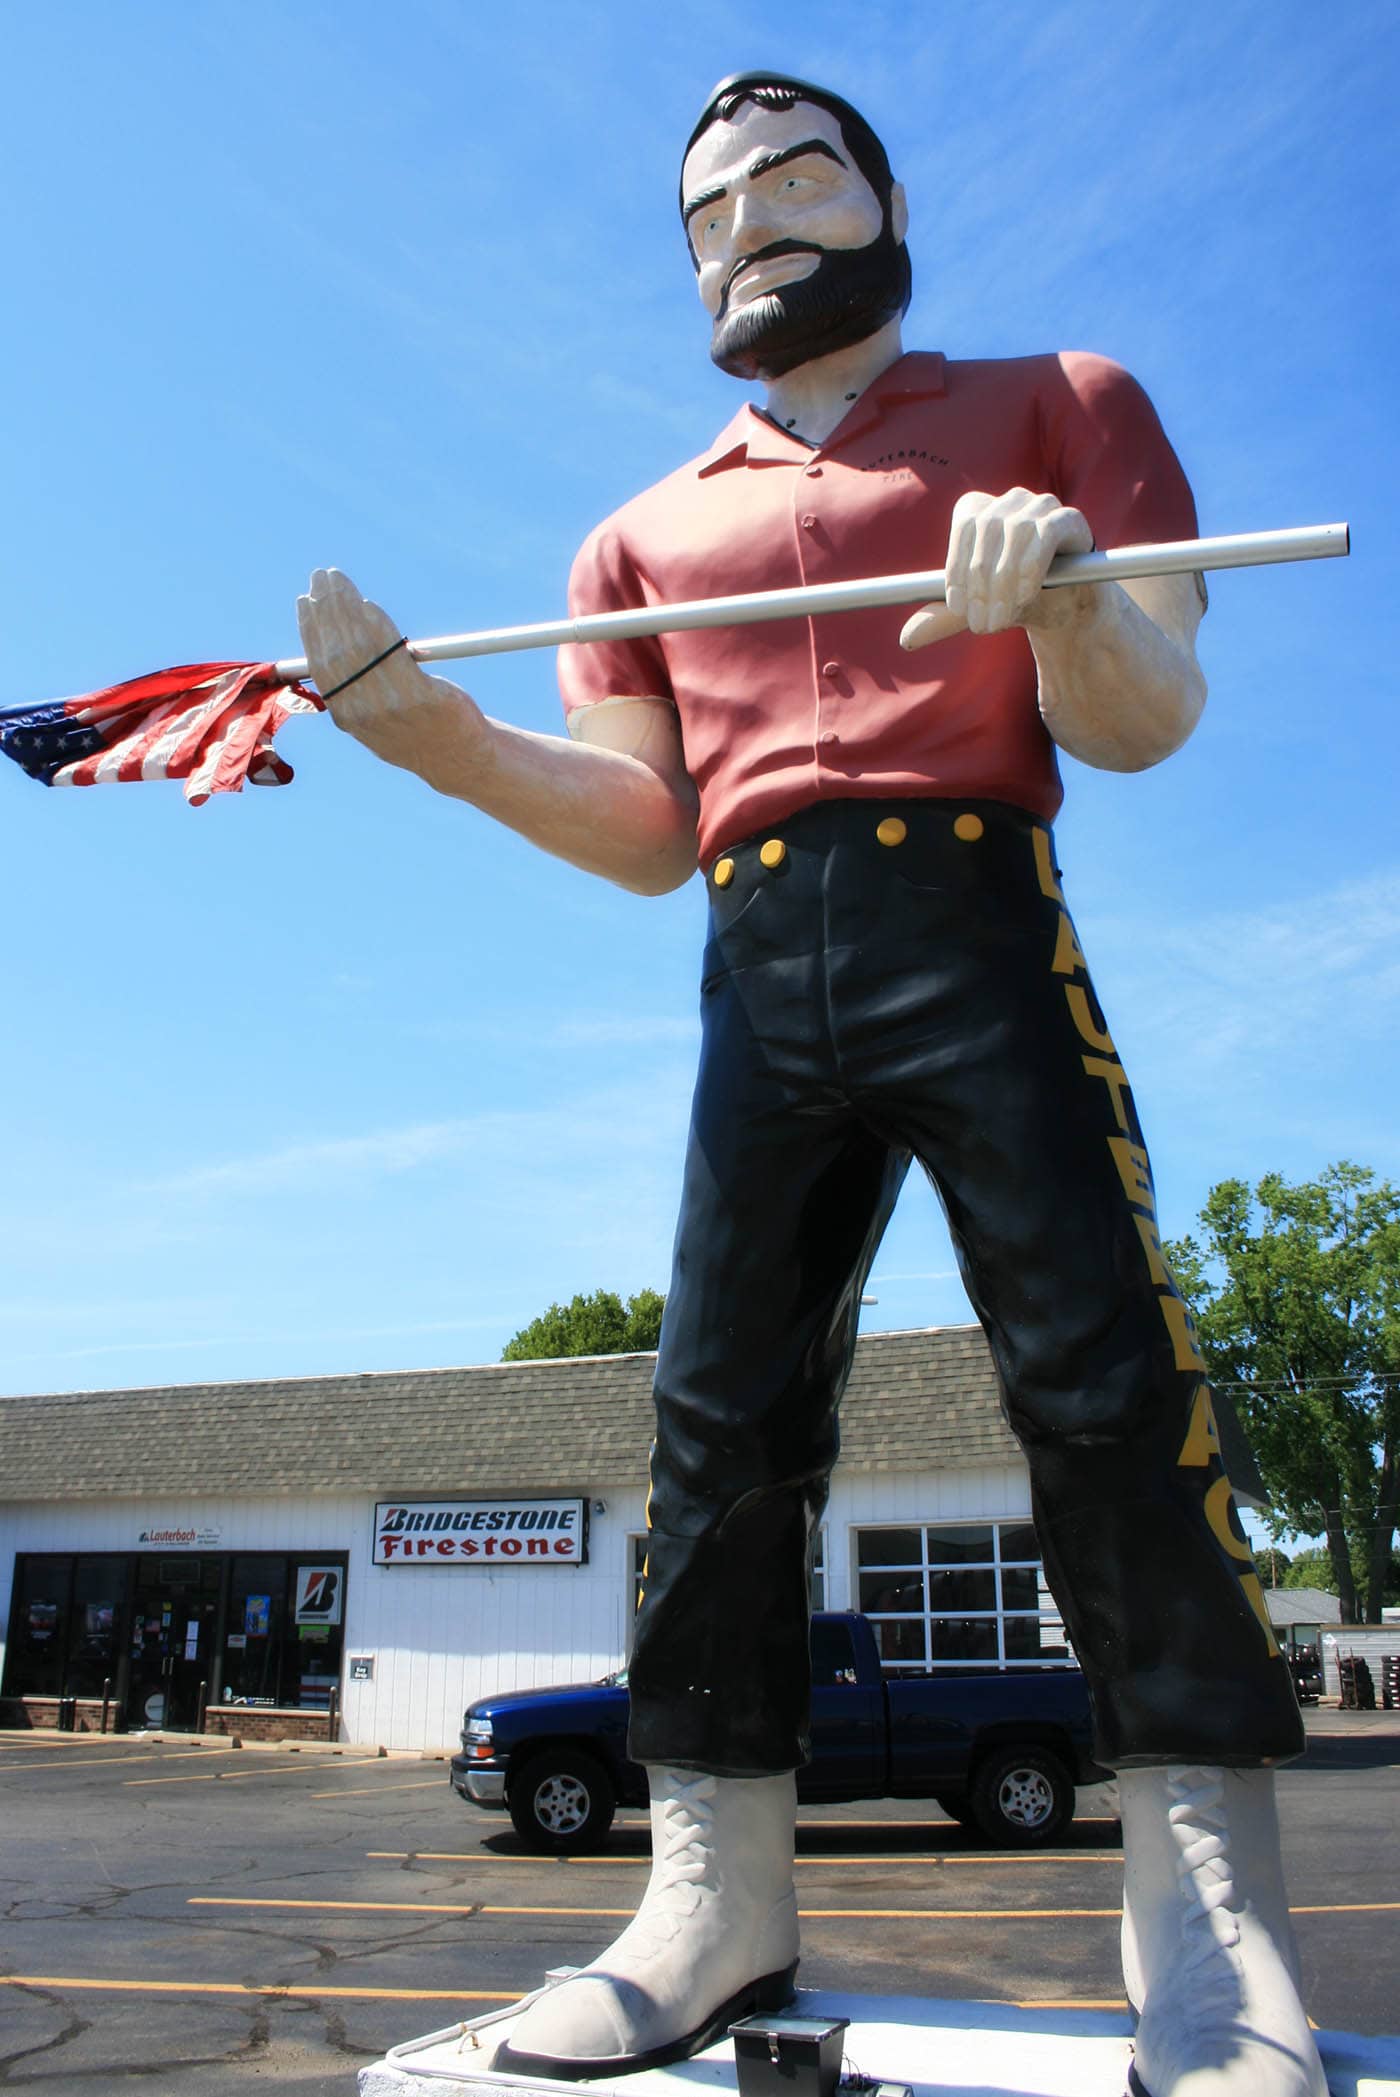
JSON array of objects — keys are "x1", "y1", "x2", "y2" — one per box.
[
  {"x1": 1066, "y1": 982, "x2": 1116, "y2": 1053},
  {"x1": 1238, "y1": 1569, "x2": 1282, "y2": 1654},
  {"x1": 1033, "y1": 828, "x2": 1063, "y2": 901},
  {"x1": 1159, "y1": 1294, "x2": 1208, "y2": 1373},
  {"x1": 1177, "y1": 1383, "x2": 1224, "y2": 1468},
  {"x1": 1204, "y1": 1473, "x2": 1254, "y2": 1563},
  {"x1": 1081, "y1": 1055, "x2": 1134, "y2": 1133},
  {"x1": 1052, "y1": 912, "x2": 1087, "y2": 977},
  {"x1": 1107, "y1": 1136, "x2": 1156, "y2": 1214},
  {"x1": 1132, "y1": 1211, "x2": 1175, "y2": 1289}
]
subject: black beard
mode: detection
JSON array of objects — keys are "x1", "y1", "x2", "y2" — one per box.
[{"x1": 709, "y1": 225, "x2": 912, "y2": 382}]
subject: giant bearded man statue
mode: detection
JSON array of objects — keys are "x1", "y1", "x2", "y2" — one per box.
[{"x1": 298, "y1": 73, "x2": 1324, "y2": 2097}]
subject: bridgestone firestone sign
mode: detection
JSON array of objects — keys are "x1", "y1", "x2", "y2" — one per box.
[{"x1": 373, "y1": 1498, "x2": 586, "y2": 1567}]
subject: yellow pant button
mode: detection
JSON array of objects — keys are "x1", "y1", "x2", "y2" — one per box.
[
  {"x1": 876, "y1": 817, "x2": 907, "y2": 848},
  {"x1": 759, "y1": 838, "x2": 787, "y2": 870},
  {"x1": 953, "y1": 812, "x2": 984, "y2": 842},
  {"x1": 713, "y1": 857, "x2": 735, "y2": 888}
]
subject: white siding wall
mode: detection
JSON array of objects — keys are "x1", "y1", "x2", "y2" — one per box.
[
  {"x1": 0, "y1": 1458, "x2": 1032, "y2": 1751},
  {"x1": 1320, "y1": 1628, "x2": 1400, "y2": 1702}
]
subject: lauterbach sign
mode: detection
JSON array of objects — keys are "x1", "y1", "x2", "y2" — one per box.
[{"x1": 372, "y1": 1498, "x2": 586, "y2": 1568}]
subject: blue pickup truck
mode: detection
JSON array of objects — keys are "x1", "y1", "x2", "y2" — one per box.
[{"x1": 451, "y1": 1610, "x2": 1105, "y2": 1851}]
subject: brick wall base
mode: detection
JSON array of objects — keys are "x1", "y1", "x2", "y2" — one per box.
[
  {"x1": 0, "y1": 1697, "x2": 336, "y2": 1743},
  {"x1": 203, "y1": 1707, "x2": 335, "y2": 1742},
  {"x1": 0, "y1": 1697, "x2": 114, "y2": 1732}
]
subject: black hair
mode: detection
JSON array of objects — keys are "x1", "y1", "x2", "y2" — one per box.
[{"x1": 680, "y1": 70, "x2": 898, "y2": 257}]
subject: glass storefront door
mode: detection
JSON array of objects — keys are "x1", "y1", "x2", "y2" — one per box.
[{"x1": 125, "y1": 1557, "x2": 223, "y2": 1730}]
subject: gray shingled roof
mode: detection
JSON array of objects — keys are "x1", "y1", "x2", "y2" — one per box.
[
  {"x1": 0, "y1": 1326, "x2": 1016, "y2": 1503},
  {"x1": 1265, "y1": 1587, "x2": 1343, "y2": 1628}
]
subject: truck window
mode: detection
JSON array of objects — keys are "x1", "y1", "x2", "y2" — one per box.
[{"x1": 810, "y1": 1618, "x2": 859, "y2": 1687}]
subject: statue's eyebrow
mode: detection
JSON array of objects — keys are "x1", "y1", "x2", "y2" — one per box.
[
  {"x1": 682, "y1": 139, "x2": 846, "y2": 228},
  {"x1": 747, "y1": 138, "x2": 845, "y2": 183}
]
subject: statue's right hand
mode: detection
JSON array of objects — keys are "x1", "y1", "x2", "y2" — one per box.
[{"x1": 296, "y1": 568, "x2": 487, "y2": 782}]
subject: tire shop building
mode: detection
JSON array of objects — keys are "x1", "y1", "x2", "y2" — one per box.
[{"x1": 0, "y1": 1324, "x2": 1262, "y2": 1751}]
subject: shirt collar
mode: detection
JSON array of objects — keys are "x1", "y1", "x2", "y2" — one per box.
[{"x1": 695, "y1": 351, "x2": 948, "y2": 477}]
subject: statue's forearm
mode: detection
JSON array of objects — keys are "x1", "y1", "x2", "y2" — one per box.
[
  {"x1": 1030, "y1": 576, "x2": 1207, "y2": 773},
  {"x1": 422, "y1": 706, "x2": 700, "y2": 896}
]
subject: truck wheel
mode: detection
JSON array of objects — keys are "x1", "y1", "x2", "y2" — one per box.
[
  {"x1": 969, "y1": 1746, "x2": 1073, "y2": 1847},
  {"x1": 509, "y1": 1750, "x2": 616, "y2": 1853}
]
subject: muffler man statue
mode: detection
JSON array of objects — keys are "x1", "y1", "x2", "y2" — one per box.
[{"x1": 297, "y1": 72, "x2": 1324, "y2": 2097}]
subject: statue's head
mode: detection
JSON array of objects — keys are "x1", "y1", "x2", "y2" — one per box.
[{"x1": 680, "y1": 72, "x2": 911, "y2": 382}]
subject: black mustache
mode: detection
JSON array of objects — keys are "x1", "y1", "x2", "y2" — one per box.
[{"x1": 722, "y1": 239, "x2": 825, "y2": 305}]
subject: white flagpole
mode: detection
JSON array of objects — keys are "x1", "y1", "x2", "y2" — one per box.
[{"x1": 272, "y1": 523, "x2": 1349, "y2": 684}]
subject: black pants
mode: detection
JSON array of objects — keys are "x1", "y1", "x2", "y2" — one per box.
[{"x1": 628, "y1": 797, "x2": 1302, "y2": 1777}]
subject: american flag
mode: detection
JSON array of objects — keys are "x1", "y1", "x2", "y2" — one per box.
[{"x1": 0, "y1": 661, "x2": 322, "y2": 806}]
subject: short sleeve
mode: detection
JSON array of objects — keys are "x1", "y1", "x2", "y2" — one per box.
[
  {"x1": 557, "y1": 520, "x2": 675, "y2": 726},
  {"x1": 1042, "y1": 352, "x2": 1198, "y2": 551}
]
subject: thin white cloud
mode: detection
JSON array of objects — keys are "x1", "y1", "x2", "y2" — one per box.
[
  {"x1": 24, "y1": 1314, "x2": 507, "y2": 1366},
  {"x1": 131, "y1": 1069, "x2": 695, "y2": 1204},
  {"x1": 1100, "y1": 867, "x2": 1400, "y2": 1069},
  {"x1": 135, "y1": 1117, "x2": 488, "y2": 1198}
]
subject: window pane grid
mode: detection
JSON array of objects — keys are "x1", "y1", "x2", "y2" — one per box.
[{"x1": 853, "y1": 1520, "x2": 1076, "y2": 1672}]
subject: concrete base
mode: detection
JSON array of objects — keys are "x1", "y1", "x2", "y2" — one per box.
[{"x1": 358, "y1": 1985, "x2": 1400, "y2": 2097}]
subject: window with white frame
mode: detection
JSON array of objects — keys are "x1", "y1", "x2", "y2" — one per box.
[{"x1": 854, "y1": 1521, "x2": 1074, "y2": 1671}]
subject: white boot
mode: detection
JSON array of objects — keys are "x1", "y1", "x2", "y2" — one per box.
[
  {"x1": 494, "y1": 1766, "x2": 800, "y2": 2079},
  {"x1": 1119, "y1": 1765, "x2": 1327, "y2": 2097}
]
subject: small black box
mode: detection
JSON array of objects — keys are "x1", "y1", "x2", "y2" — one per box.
[{"x1": 729, "y1": 2013, "x2": 849, "y2": 2097}]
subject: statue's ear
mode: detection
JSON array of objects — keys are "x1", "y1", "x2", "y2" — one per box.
[{"x1": 890, "y1": 181, "x2": 909, "y2": 244}]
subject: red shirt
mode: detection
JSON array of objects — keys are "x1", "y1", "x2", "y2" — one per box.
[{"x1": 559, "y1": 351, "x2": 1197, "y2": 865}]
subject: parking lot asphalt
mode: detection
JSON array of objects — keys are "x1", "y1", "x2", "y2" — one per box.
[{"x1": 0, "y1": 1709, "x2": 1396, "y2": 2094}]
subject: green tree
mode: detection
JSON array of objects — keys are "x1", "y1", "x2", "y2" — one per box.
[
  {"x1": 1279, "y1": 1546, "x2": 1336, "y2": 1594},
  {"x1": 1255, "y1": 1545, "x2": 1292, "y2": 1587},
  {"x1": 1279, "y1": 1542, "x2": 1400, "y2": 1604},
  {"x1": 502, "y1": 1287, "x2": 666, "y2": 1362},
  {"x1": 1169, "y1": 1163, "x2": 1400, "y2": 1624}
]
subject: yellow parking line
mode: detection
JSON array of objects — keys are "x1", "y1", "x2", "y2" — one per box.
[
  {"x1": 366, "y1": 1849, "x2": 1121, "y2": 1867},
  {"x1": 808, "y1": 1907, "x2": 1124, "y2": 1919},
  {"x1": 191, "y1": 1897, "x2": 626, "y2": 1916},
  {"x1": 1013, "y1": 1999, "x2": 1126, "y2": 2011},
  {"x1": 193, "y1": 1894, "x2": 1400, "y2": 1923},
  {"x1": 792, "y1": 1816, "x2": 1119, "y2": 1828},
  {"x1": 194, "y1": 1895, "x2": 1119, "y2": 1921},
  {"x1": 310, "y1": 1779, "x2": 446, "y2": 1798},
  {"x1": 125, "y1": 1759, "x2": 346, "y2": 1788},
  {"x1": 1290, "y1": 1903, "x2": 1400, "y2": 1914},
  {"x1": 1, "y1": 1748, "x2": 242, "y2": 1776},
  {"x1": 0, "y1": 1974, "x2": 513, "y2": 2002}
]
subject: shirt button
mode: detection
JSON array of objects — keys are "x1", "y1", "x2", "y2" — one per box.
[
  {"x1": 759, "y1": 838, "x2": 787, "y2": 870},
  {"x1": 954, "y1": 812, "x2": 985, "y2": 842},
  {"x1": 821, "y1": 660, "x2": 840, "y2": 679},
  {"x1": 876, "y1": 817, "x2": 908, "y2": 848},
  {"x1": 801, "y1": 513, "x2": 818, "y2": 529},
  {"x1": 713, "y1": 857, "x2": 735, "y2": 888},
  {"x1": 819, "y1": 730, "x2": 839, "y2": 747}
]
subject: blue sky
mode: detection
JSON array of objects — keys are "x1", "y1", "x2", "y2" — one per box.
[{"x1": 1, "y1": 0, "x2": 1395, "y2": 1403}]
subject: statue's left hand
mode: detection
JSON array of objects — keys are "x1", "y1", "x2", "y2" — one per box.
[
  {"x1": 296, "y1": 568, "x2": 489, "y2": 781},
  {"x1": 900, "y1": 487, "x2": 1095, "y2": 651}
]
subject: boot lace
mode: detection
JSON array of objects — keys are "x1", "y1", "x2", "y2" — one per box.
[
  {"x1": 624, "y1": 1771, "x2": 717, "y2": 1956},
  {"x1": 1165, "y1": 1764, "x2": 1243, "y2": 2008}
]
